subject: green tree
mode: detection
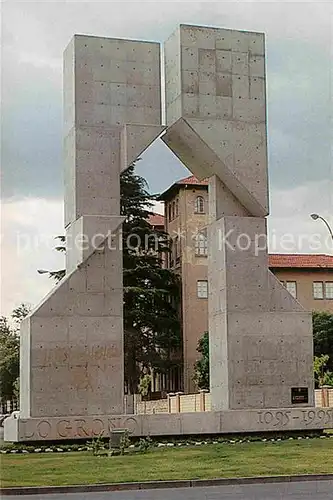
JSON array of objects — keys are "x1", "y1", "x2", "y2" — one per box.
[
  {"x1": 313, "y1": 354, "x2": 333, "y2": 387},
  {"x1": 37, "y1": 236, "x2": 66, "y2": 282},
  {"x1": 313, "y1": 311, "x2": 333, "y2": 371},
  {"x1": 193, "y1": 331, "x2": 209, "y2": 390},
  {"x1": 40, "y1": 164, "x2": 181, "y2": 394},
  {"x1": 11, "y1": 303, "x2": 31, "y2": 323},
  {"x1": 121, "y1": 165, "x2": 181, "y2": 393},
  {"x1": 0, "y1": 304, "x2": 30, "y2": 401},
  {"x1": 323, "y1": 371, "x2": 333, "y2": 386},
  {"x1": 138, "y1": 374, "x2": 152, "y2": 398}
]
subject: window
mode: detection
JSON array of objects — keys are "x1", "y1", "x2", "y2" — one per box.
[
  {"x1": 168, "y1": 199, "x2": 179, "y2": 221},
  {"x1": 169, "y1": 248, "x2": 174, "y2": 268},
  {"x1": 325, "y1": 282, "x2": 333, "y2": 299},
  {"x1": 173, "y1": 235, "x2": 180, "y2": 264},
  {"x1": 195, "y1": 196, "x2": 205, "y2": 214},
  {"x1": 174, "y1": 236, "x2": 179, "y2": 258},
  {"x1": 194, "y1": 230, "x2": 208, "y2": 256},
  {"x1": 197, "y1": 280, "x2": 208, "y2": 298},
  {"x1": 313, "y1": 282, "x2": 324, "y2": 299},
  {"x1": 169, "y1": 236, "x2": 180, "y2": 267},
  {"x1": 285, "y1": 281, "x2": 297, "y2": 299}
]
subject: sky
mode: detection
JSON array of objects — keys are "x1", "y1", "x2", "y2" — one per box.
[{"x1": 1, "y1": 0, "x2": 332, "y2": 316}]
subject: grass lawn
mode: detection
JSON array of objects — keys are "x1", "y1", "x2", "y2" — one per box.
[{"x1": 1, "y1": 438, "x2": 333, "y2": 488}]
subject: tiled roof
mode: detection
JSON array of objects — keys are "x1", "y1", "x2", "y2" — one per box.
[
  {"x1": 148, "y1": 213, "x2": 165, "y2": 227},
  {"x1": 176, "y1": 175, "x2": 209, "y2": 186},
  {"x1": 269, "y1": 254, "x2": 333, "y2": 269},
  {"x1": 158, "y1": 175, "x2": 208, "y2": 200}
]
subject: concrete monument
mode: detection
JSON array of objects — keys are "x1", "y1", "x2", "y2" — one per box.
[
  {"x1": 162, "y1": 25, "x2": 314, "y2": 411},
  {"x1": 13, "y1": 35, "x2": 163, "y2": 421},
  {"x1": 5, "y1": 26, "x2": 331, "y2": 442}
]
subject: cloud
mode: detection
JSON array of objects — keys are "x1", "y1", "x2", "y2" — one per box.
[
  {"x1": 0, "y1": 194, "x2": 164, "y2": 316},
  {"x1": 1, "y1": 1, "x2": 332, "y2": 315},
  {"x1": 1, "y1": 1, "x2": 332, "y2": 199},
  {"x1": 0, "y1": 198, "x2": 65, "y2": 316},
  {"x1": 268, "y1": 180, "x2": 333, "y2": 254}
]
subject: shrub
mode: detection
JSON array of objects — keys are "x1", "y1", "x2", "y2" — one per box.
[{"x1": 138, "y1": 436, "x2": 152, "y2": 453}]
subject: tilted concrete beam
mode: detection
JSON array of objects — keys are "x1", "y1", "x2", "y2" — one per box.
[
  {"x1": 18, "y1": 34, "x2": 163, "y2": 423},
  {"x1": 163, "y1": 25, "x2": 314, "y2": 411}
]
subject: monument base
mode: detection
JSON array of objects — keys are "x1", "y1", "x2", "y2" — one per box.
[{"x1": 4, "y1": 407, "x2": 333, "y2": 442}]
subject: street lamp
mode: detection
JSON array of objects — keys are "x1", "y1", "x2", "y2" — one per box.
[{"x1": 310, "y1": 213, "x2": 333, "y2": 241}]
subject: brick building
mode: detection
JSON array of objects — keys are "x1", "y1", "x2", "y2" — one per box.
[
  {"x1": 159, "y1": 175, "x2": 333, "y2": 393},
  {"x1": 269, "y1": 254, "x2": 333, "y2": 313}
]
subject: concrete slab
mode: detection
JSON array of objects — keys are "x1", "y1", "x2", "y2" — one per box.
[
  {"x1": 4, "y1": 406, "x2": 333, "y2": 441},
  {"x1": 163, "y1": 25, "x2": 314, "y2": 413},
  {"x1": 12, "y1": 33, "x2": 163, "y2": 432}
]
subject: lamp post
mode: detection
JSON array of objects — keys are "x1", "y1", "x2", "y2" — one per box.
[
  {"x1": 310, "y1": 213, "x2": 332, "y2": 402},
  {"x1": 310, "y1": 213, "x2": 333, "y2": 242}
]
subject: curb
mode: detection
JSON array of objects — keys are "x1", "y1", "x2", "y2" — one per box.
[{"x1": 2, "y1": 474, "x2": 333, "y2": 496}]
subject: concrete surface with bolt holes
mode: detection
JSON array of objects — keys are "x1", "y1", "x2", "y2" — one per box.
[
  {"x1": 162, "y1": 24, "x2": 314, "y2": 412},
  {"x1": 5, "y1": 24, "x2": 318, "y2": 443},
  {"x1": 5, "y1": 481, "x2": 333, "y2": 499},
  {"x1": 4, "y1": 407, "x2": 333, "y2": 442},
  {"x1": 15, "y1": 34, "x2": 164, "y2": 430}
]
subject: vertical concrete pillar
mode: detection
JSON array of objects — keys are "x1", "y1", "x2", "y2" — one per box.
[
  {"x1": 175, "y1": 392, "x2": 184, "y2": 413},
  {"x1": 16, "y1": 34, "x2": 164, "y2": 426},
  {"x1": 199, "y1": 389, "x2": 208, "y2": 412},
  {"x1": 162, "y1": 24, "x2": 314, "y2": 412},
  {"x1": 151, "y1": 369, "x2": 155, "y2": 393},
  {"x1": 167, "y1": 393, "x2": 175, "y2": 413},
  {"x1": 124, "y1": 395, "x2": 134, "y2": 415},
  {"x1": 322, "y1": 386, "x2": 330, "y2": 407},
  {"x1": 175, "y1": 393, "x2": 180, "y2": 413}
]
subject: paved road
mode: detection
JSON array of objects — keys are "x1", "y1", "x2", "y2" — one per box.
[{"x1": 6, "y1": 480, "x2": 333, "y2": 499}]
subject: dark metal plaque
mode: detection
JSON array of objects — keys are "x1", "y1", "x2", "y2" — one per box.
[{"x1": 291, "y1": 387, "x2": 309, "y2": 404}]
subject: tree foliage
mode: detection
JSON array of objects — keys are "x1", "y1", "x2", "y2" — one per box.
[
  {"x1": 120, "y1": 165, "x2": 181, "y2": 393},
  {"x1": 138, "y1": 374, "x2": 152, "y2": 397},
  {"x1": 40, "y1": 164, "x2": 181, "y2": 394},
  {"x1": 193, "y1": 331, "x2": 209, "y2": 390},
  {"x1": 313, "y1": 354, "x2": 333, "y2": 387},
  {"x1": 313, "y1": 311, "x2": 333, "y2": 371},
  {"x1": 0, "y1": 304, "x2": 30, "y2": 401}
]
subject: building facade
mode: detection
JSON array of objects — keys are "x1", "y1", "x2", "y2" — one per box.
[
  {"x1": 160, "y1": 175, "x2": 333, "y2": 393},
  {"x1": 269, "y1": 254, "x2": 333, "y2": 313},
  {"x1": 160, "y1": 176, "x2": 209, "y2": 393}
]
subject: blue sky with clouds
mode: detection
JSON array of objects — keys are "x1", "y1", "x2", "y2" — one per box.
[{"x1": 1, "y1": 0, "x2": 332, "y2": 315}]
